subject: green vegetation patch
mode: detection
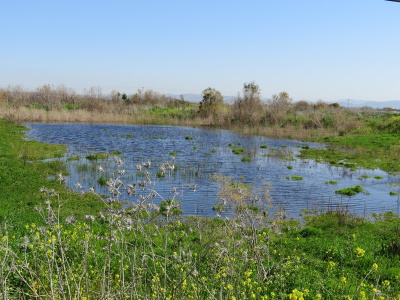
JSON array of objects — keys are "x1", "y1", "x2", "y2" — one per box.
[
  {"x1": 86, "y1": 153, "x2": 109, "y2": 160},
  {"x1": 335, "y1": 185, "x2": 364, "y2": 196},
  {"x1": 374, "y1": 176, "x2": 384, "y2": 180},
  {"x1": 232, "y1": 148, "x2": 245, "y2": 155},
  {"x1": 241, "y1": 157, "x2": 251, "y2": 162},
  {"x1": 389, "y1": 191, "x2": 399, "y2": 196},
  {"x1": 169, "y1": 151, "x2": 177, "y2": 155},
  {"x1": 109, "y1": 150, "x2": 122, "y2": 155},
  {"x1": 325, "y1": 180, "x2": 338, "y2": 185},
  {"x1": 260, "y1": 145, "x2": 268, "y2": 149}
]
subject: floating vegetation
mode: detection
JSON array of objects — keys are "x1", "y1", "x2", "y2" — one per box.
[
  {"x1": 169, "y1": 152, "x2": 177, "y2": 155},
  {"x1": 374, "y1": 176, "x2": 384, "y2": 180},
  {"x1": 301, "y1": 145, "x2": 310, "y2": 150},
  {"x1": 237, "y1": 205, "x2": 260, "y2": 213},
  {"x1": 286, "y1": 165, "x2": 293, "y2": 169},
  {"x1": 228, "y1": 143, "x2": 233, "y2": 147},
  {"x1": 97, "y1": 176, "x2": 109, "y2": 186},
  {"x1": 210, "y1": 149, "x2": 216, "y2": 153},
  {"x1": 260, "y1": 145, "x2": 268, "y2": 149},
  {"x1": 389, "y1": 191, "x2": 399, "y2": 196},
  {"x1": 232, "y1": 148, "x2": 245, "y2": 155},
  {"x1": 290, "y1": 175, "x2": 303, "y2": 181},
  {"x1": 241, "y1": 157, "x2": 251, "y2": 162},
  {"x1": 193, "y1": 146, "x2": 198, "y2": 149},
  {"x1": 325, "y1": 181, "x2": 338, "y2": 185},
  {"x1": 281, "y1": 145, "x2": 287, "y2": 148},
  {"x1": 109, "y1": 150, "x2": 122, "y2": 155},
  {"x1": 103, "y1": 128, "x2": 108, "y2": 131},
  {"x1": 335, "y1": 185, "x2": 364, "y2": 196},
  {"x1": 125, "y1": 134, "x2": 133, "y2": 139},
  {"x1": 389, "y1": 183, "x2": 400, "y2": 187},
  {"x1": 155, "y1": 136, "x2": 167, "y2": 139},
  {"x1": 86, "y1": 153, "x2": 109, "y2": 161},
  {"x1": 67, "y1": 155, "x2": 80, "y2": 161},
  {"x1": 360, "y1": 175, "x2": 371, "y2": 179},
  {"x1": 185, "y1": 136, "x2": 194, "y2": 140}
]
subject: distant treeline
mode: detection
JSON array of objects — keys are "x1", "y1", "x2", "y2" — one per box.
[{"x1": 0, "y1": 83, "x2": 383, "y2": 135}]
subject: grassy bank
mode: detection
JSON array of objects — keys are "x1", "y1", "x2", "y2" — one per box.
[{"x1": 1, "y1": 119, "x2": 400, "y2": 299}]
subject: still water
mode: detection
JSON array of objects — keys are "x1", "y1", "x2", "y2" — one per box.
[{"x1": 25, "y1": 123, "x2": 400, "y2": 219}]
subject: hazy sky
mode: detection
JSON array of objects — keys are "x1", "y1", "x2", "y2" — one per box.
[{"x1": 1, "y1": 0, "x2": 399, "y2": 101}]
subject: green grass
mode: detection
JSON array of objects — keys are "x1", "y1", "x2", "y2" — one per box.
[
  {"x1": 169, "y1": 151, "x2": 177, "y2": 155},
  {"x1": 335, "y1": 185, "x2": 364, "y2": 196},
  {"x1": 325, "y1": 180, "x2": 338, "y2": 185},
  {"x1": 389, "y1": 191, "x2": 399, "y2": 196},
  {"x1": 86, "y1": 153, "x2": 109, "y2": 160},
  {"x1": 260, "y1": 145, "x2": 268, "y2": 149},
  {"x1": 232, "y1": 148, "x2": 245, "y2": 155},
  {"x1": 109, "y1": 150, "x2": 122, "y2": 155},
  {"x1": 287, "y1": 165, "x2": 293, "y2": 169},
  {"x1": 0, "y1": 119, "x2": 106, "y2": 232},
  {"x1": 301, "y1": 133, "x2": 400, "y2": 172},
  {"x1": 241, "y1": 157, "x2": 251, "y2": 162}
]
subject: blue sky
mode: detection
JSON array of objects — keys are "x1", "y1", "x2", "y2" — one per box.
[{"x1": 1, "y1": 0, "x2": 399, "y2": 101}]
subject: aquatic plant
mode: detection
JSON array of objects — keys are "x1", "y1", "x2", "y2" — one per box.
[
  {"x1": 241, "y1": 157, "x2": 251, "y2": 162},
  {"x1": 389, "y1": 191, "x2": 399, "y2": 196},
  {"x1": 374, "y1": 176, "x2": 384, "y2": 180},
  {"x1": 86, "y1": 153, "x2": 109, "y2": 160},
  {"x1": 325, "y1": 180, "x2": 338, "y2": 185},
  {"x1": 109, "y1": 150, "x2": 122, "y2": 155},
  {"x1": 232, "y1": 148, "x2": 245, "y2": 155},
  {"x1": 260, "y1": 145, "x2": 268, "y2": 149},
  {"x1": 335, "y1": 185, "x2": 364, "y2": 196},
  {"x1": 287, "y1": 165, "x2": 293, "y2": 169},
  {"x1": 185, "y1": 136, "x2": 194, "y2": 140}
]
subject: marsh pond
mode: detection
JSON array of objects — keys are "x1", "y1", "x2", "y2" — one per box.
[{"x1": 25, "y1": 123, "x2": 400, "y2": 219}]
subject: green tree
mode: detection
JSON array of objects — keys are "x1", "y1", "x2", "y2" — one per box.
[
  {"x1": 233, "y1": 81, "x2": 263, "y2": 124},
  {"x1": 198, "y1": 87, "x2": 224, "y2": 118}
]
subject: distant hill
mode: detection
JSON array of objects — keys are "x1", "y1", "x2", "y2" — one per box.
[
  {"x1": 334, "y1": 100, "x2": 400, "y2": 109},
  {"x1": 168, "y1": 94, "x2": 400, "y2": 109}
]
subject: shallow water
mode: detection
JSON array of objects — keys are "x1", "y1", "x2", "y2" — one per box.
[{"x1": 25, "y1": 123, "x2": 400, "y2": 219}]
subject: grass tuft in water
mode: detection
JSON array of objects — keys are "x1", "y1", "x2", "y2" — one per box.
[
  {"x1": 232, "y1": 148, "x2": 245, "y2": 155},
  {"x1": 325, "y1": 180, "x2": 338, "y2": 185},
  {"x1": 86, "y1": 153, "x2": 109, "y2": 161},
  {"x1": 241, "y1": 157, "x2": 251, "y2": 162},
  {"x1": 389, "y1": 191, "x2": 399, "y2": 196},
  {"x1": 335, "y1": 185, "x2": 364, "y2": 196}
]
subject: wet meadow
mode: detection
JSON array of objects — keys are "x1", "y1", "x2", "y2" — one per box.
[{"x1": 1, "y1": 118, "x2": 400, "y2": 299}]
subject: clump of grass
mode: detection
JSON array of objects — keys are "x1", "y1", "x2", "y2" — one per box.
[
  {"x1": 260, "y1": 145, "x2": 268, "y2": 149},
  {"x1": 193, "y1": 146, "x2": 198, "y2": 149},
  {"x1": 290, "y1": 175, "x2": 303, "y2": 180},
  {"x1": 232, "y1": 148, "x2": 245, "y2": 155},
  {"x1": 125, "y1": 134, "x2": 133, "y2": 139},
  {"x1": 389, "y1": 191, "x2": 399, "y2": 196},
  {"x1": 241, "y1": 157, "x2": 251, "y2": 162},
  {"x1": 361, "y1": 175, "x2": 371, "y2": 179},
  {"x1": 210, "y1": 149, "x2": 216, "y2": 153},
  {"x1": 287, "y1": 165, "x2": 293, "y2": 169},
  {"x1": 86, "y1": 153, "x2": 109, "y2": 160},
  {"x1": 325, "y1": 180, "x2": 338, "y2": 185},
  {"x1": 169, "y1": 151, "x2": 177, "y2": 155},
  {"x1": 374, "y1": 176, "x2": 384, "y2": 180},
  {"x1": 156, "y1": 171, "x2": 165, "y2": 178},
  {"x1": 390, "y1": 182, "x2": 400, "y2": 187},
  {"x1": 67, "y1": 155, "x2": 80, "y2": 161},
  {"x1": 109, "y1": 150, "x2": 122, "y2": 155},
  {"x1": 228, "y1": 143, "x2": 233, "y2": 147},
  {"x1": 97, "y1": 176, "x2": 109, "y2": 186},
  {"x1": 335, "y1": 185, "x2": 364, "y2": 196},
  {"x1": 185, "y1": 136, "x2": 194, "y2": 140},
  {"x1": 301, "y1": 145, "x2": 310, "y2": 149},
  {"x1": 281, "y1": 145, "x2": 287, "y2": 148}
]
